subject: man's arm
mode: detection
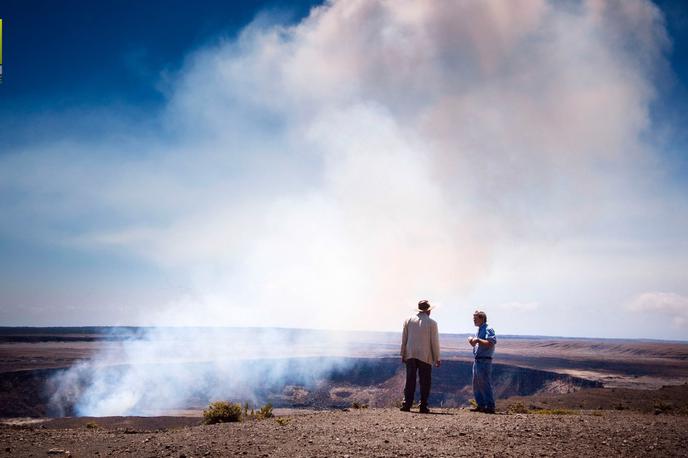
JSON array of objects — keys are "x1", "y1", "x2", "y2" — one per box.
[
  {"x1": 474, "y1": 328, "x2": 497, "y2": 348},
  {"x1": 431, "y1": 321, "x2": 441, "y2": 367},
  {"x1": 474, "y1": 338, "x2": 494, "y2": 348},
  {"x1": 400, "y1": 319, "x2": 408, "y2": 363}
]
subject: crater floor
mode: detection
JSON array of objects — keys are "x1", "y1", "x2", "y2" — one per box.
[{"x1": 2, "y1": 408, "x2": 687, "y2": 457}]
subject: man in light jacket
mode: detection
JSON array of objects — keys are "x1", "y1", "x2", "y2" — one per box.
[{"x1": 400, "y1": 300, "x2": 441, "y2": 413}]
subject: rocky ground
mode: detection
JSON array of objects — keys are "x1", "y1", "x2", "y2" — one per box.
[{"x1": 2, "y1": 408, "x2": 687, "y2": 457}]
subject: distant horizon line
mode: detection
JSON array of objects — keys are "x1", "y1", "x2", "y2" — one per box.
[{"x1": 0, "y1": 325, "x2": 685, "y2": 344}]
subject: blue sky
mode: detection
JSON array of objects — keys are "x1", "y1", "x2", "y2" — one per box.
[
  {"x1": 1, "y1": 0, "x2": 687, "y2": 340},
  {"x1": 0, "y1": 0, "x2": 319, "y2": 145}
]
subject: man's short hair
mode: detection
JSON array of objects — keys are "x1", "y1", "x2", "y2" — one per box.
[{"x1": 473, "y1": 310, "x2": 487, "y2": 322}]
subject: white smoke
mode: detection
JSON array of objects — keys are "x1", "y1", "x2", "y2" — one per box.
[
  {"x1": 61, "y1": 0, "x2": 671, "y2": 330},
  {"x1": 49, "y1": 327, "x2": 363, "y2": 416},
  {"x1": 495, "y1": 301, "x2": 540, "y2": 313}
]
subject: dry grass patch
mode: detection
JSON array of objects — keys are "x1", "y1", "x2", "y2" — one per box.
[{"x1": 529, "y1": 408, "x2": 579, "y2": 415}]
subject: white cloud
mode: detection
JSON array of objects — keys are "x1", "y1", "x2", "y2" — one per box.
[{"x1": 629, "y1": 292, "x2": 688, "y2": 329}]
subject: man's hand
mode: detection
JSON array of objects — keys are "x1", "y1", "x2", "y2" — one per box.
[
  {"x1": 401, "y1": 357, "x2": 406, "y2": 364},
  {"x1": 468, "y1": 336, "x2": 477, "y2": 347},
  {"x1": 435, "y1": 360, "x2": 442, "y2": 368}
]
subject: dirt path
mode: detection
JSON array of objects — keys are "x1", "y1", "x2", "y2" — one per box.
[{"x1": 2, "y1": 408, "x2": 687, "y2": 457}]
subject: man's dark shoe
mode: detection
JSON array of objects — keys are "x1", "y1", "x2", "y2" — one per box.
[
  {"x1": 483, "y1": 408, "x2": 496, "y2": 414},
  {"x1": 469, "y1": 407, "x2": 483, "y2": 412},
  {"x1": 399, "y1": 405, "x2": 411, "y2": 412},
  {"x1": 419, "y1": 406, "x2": 430, "y2": 414}
]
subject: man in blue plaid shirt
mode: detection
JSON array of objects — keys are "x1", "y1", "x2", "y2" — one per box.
[{"x1": 468, "y1": 310, "x2": 497, "y2": 413}]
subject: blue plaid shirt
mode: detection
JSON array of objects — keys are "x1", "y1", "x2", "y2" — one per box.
[{"x1": 473, "y1": 323, "x2": 497, "y2": 359}]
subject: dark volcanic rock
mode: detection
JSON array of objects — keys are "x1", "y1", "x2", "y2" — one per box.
[
  {"x1": 0, "y1": 369, "x2": 59, "y2": 417},
  {"x1": 0, "y1": 358, "x2": 602, "y2": 417}
]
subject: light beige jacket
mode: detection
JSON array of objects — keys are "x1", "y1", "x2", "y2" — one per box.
[{"x1": 400, "y1": 312, "x2": 440, "y2": 365}]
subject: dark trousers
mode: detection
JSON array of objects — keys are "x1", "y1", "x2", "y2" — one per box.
[{"x1": 403, "y1": 358, "x2": 432, "y2": 408}]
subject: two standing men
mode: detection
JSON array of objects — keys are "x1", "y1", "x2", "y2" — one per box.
[{"x1": 400, "y1": 302, "x2": 497, "y2": 413}]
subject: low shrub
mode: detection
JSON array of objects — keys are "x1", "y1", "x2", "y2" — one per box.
[
  {"x1": 654, "y1": 401, "x2": 673, "y2": 415},
  {"x1": 258, "y1": 403, "x2": 274, "y2": 419},
  {"x1": 203, "y1": 401, "x2": 242, "y2": 424},
  {"x1": 507, "y1": 402, "x2": 528, "y2": 414}
]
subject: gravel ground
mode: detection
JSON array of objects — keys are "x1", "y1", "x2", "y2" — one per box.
[{"x1": 2, "y1": 408, "x2": 687, "y2": 457}]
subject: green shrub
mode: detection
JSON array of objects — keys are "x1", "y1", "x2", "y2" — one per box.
[
  {"x1": 258, "y1": 403, "x2": 274, "y2": 419},
  {"x1": 276, "y1": 417, "x2": 290, "y2": 426},
  {"x1": 203, "y1": 401, "x2": 242, "y2": 424}
]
